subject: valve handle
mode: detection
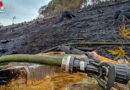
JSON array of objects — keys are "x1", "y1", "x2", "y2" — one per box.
[{"x1": 93, "y1": 62, "x2": 115, "y2": 90}]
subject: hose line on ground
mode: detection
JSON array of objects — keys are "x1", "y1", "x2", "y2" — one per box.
[
  {"x1": 0, "y1": 54, "x2": 62, "y2": 66},
  {"x1": 43, "y1": 42, "x2": 130, "y2": 53}
]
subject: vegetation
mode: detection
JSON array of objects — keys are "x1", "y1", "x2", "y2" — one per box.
[
  {"x1": 108, "y1": 22, "x2": 130, "y2": 60},
  {"x1": 41, "y1": 0, "x2": 130, "y2": 17},
  {"x1": 112, "y1": 0, "x2": 129, "y2": 4},
  {"x1": 122, "y1": 0, "x2": 129, "y2": 2},
  {"x1": 108, "y1": 47, "x2": 126, "y2": 60},
  {"x1": 43, "y1": 0, "x2": 85, "y2": 16},
  {"x1": 120, "y1": 23, "x2": 130, "y2": 38}
]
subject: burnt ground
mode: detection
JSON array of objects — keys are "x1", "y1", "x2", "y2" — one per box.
[{"x1": 0, "y1": 2, "x2": 130, "y2": 59}]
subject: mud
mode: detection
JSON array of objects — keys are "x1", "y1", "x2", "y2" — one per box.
[{"x1": 0, "y1": 2, "x2": 130, "y2": 58}]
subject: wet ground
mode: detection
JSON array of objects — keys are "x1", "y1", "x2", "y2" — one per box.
[{"x1": 0, "y1": 2, "x2": 130, "y2": 59}]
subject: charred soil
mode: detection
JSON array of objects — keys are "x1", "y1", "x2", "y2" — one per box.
[{"x1": 0, "y1": 2, "x2": 130, "y2": 59}]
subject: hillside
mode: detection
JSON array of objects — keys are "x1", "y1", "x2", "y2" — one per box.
[
  {"x1": 0, "y1": 1, "x2": 130, "y2": 90},
  {"x1": 38, "y1": 0, "x2": 115, "y2": 18},
  {"x1": 0, "y1": 2, "x2": 130, "y2": 60}
]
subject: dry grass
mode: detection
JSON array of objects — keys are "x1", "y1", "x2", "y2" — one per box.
[
  {"x1": 44, "y1": 0, "x2": 86, "y2": 16},
  {"x1": 120, "y1": 23, "x2": 130, "y2": 38},
  {"x1": 108, "y1": 47, "x2": 126, "y2": 60},
  {"x1": 0, "y1": 72, "x2": 87, "y2": 90}
]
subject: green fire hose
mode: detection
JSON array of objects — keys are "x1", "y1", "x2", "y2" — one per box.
[
  {"x1": 0, "y1": 54, "x2": 62, "y2": 66},
  {"x1": 0, "y1": 53, "x2": 129, "y2": 90},
  {"x1": 0, "y1": 42, "x2": 130, "y2": 66}
]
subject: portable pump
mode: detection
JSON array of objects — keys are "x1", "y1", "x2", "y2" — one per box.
[{"x1": 61, "y1": 56, "x2": 130, "y2": 90}]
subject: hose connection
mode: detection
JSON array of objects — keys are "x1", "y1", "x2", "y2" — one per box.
[{"x1": 61, "y1": 56, "x2": 130, "y2": 90}]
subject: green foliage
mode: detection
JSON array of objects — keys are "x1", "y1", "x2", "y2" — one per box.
[
  {"x1": 122, "y1": 0, "x2": 129, "y2": 2},
  {"x1": 112, "y1": 0, "x2": 128, "y2": 4}
]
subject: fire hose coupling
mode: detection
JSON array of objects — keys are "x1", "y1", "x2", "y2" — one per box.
[
  {"x1": 114, "y1": 64, "x2": 130, "y2": 84},
  {"x1": 61, "y1": 56, "x2": 130, "y2": 90},
  {"x1": 61, "y1": 56, "x2": 86, "y2": 72},
  {"x1": 61, "y1": 56, "x2": 72, "y2": 72}
]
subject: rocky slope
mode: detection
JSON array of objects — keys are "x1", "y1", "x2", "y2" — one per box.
[{"x1": 0, "y1": 2, "x2": 130, "y2": 59}]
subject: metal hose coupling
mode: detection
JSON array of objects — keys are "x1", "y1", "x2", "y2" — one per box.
[
  {"x1": 114, "y1": 64, "x2": 130, "y2": 84},
  {"x1": 61, "y1": 56, "x2": 98, "y2": 74},
  {"x1": 61, "y1": 56, "x2": 130, "y2": 90}
]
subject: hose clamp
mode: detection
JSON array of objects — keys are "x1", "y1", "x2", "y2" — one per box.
[{"x1": 61, "y1": 56, "x2": 71, "y2": 72}]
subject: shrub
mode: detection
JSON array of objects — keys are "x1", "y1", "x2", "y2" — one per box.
[{"x1": 43, "y1": 0, "x2": 85, "y2": 16}]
